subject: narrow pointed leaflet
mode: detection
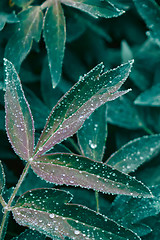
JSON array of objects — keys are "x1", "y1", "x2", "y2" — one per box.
[
  {"x1": 31, "y1": 153, "x2": 152, "y2": 198},
  {"x1": 106, "y1": 134, "x2": 160, "y2": 174},
  {"x1": 4, "y1": 59, "x2": 35, "y2": 161},
  {"x1": 12, "y1": 188, "x2": 141, "y2": 240},
  {"x1": 5, "y1": 6, "x2": 43, "y2": 71},
  {"x1": 78, "y1": 105, "x2": 107, "y2": 162},
  {"x1": 61, "y1": 0, "x2": 125, "y2": 18},
  {"x1": 34, "y1": 61, "x2": 133, "y2": 157},
  {"x1": 43, "y1": 0, "x2": 66, "y2": 88}
]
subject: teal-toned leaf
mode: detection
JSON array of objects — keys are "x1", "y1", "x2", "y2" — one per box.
[
  {"x1": 43, "y1": 1, "x2": 66, "y2": 88},
  {"x1": 0, "y1": 110, "x2": 5, "y2": 131},
  {"x1": 31, "y1": 153, "x2": 152, "y2": 198},
  {"x1": 107, "y1": 95, "x2": 143, "y2": 129},
  {"x1": 0, "y1": 11, "x2": 18, "y2": 31},
  {"x1": 77, "y1": 105, "x2": 107, "y2": 161},
  {"x1": 12, "y1": 188, "x2": 141, "y2": 240},
  {"x1": 5, "y1": 6, "x2": 43, "y2": 71},
  {"x1": 133, "y1": 0, "x2": 160, "y2": 46},
  {"x1": 24, "y1": 87, "x2": 50, "y2": 130},
  {"x1": 61, "y1": 0, "x2": 125, "y2": 18},
  {"x1": 34, "y1": 61, "x2": 133, "y2": 157},
  {"x1": 13, "y1": 0, "x2": 34, "y2": 8},
  {"x1": 12, "y1": 229, "x2": 46, "y2": 240},
  {"x1": 121, "y1": 40, "x2": 133, "y2": 63},
  {"x1": 0, "y1": 161, "x2": 5, "y2": 194},
  {"x1": 108, "y1": 185, "x2": 160, "y2": 234},
  {"x1": 106, "y1": 134, "x2": 160, "y2": 174},
  {"x1": 4, "y1": 59, "x2": 35, "y2": 161},
  {"x1": 134, "y1": 83, "x2": 160, "y2": 106}
]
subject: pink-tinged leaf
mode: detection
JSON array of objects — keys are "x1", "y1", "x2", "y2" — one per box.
[
  {"x1": 34, "y1": 61, "x2": 133, "y2": 157},
  {"x1": 4, "y1": 59, "x2": 35, "y2": 161},
  {"x1": 43, "y1": 0, "x2": 66, "y2": 88},
  {"x1": 31, "y1": 153, "x2": 152, "y2": 198},
  {"x1": 12, "y1": 188, "x2": 141, "y2": 240}
]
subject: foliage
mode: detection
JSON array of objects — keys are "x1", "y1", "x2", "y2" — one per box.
[{"x1": 0, "y1": 0, "x2": 160, "y2": 239}]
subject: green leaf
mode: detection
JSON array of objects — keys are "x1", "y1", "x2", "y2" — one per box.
[
  {"x1": 31, "y1": 153, "x2": 152, "y2": 198},
  {"x1": 0, "y1": 161, "x2": 5, "y2": 194},
  {"x1": 0, "y1": 11, "x2": 18, "y2": 31},
  {"x1": 5, "y1": 6, "x2": 43, "y2": 71},
  {"x1": 12, "y1": 188, "x2": 141, "y2": 240},
  {"x1": 4, "y1": 59, "x2": 35, "y2": 161},
  {"x1": 61, "y1": 0, "x2": 125, "y2": 18},
  {"x1": 12, "y1": 229, "x2": 46, "y2": 240},
  {"x1": 13, "y1": 0, "x2": 34, "y2": 8},
  {"x1": 106, "y1": 134, "x2": 160, "y2": 174},
  {"x1": 108, "y1": 185, "x2": 160, "y2": 234},
  {"x1": 134, "y1": 83, "x2": 160, "y2": 106},
  {"x1": 43, "y1": 1, "x2": 66, "y2": 88},
  {"x1": 133, "y1": 0, "x2": 160, "y2": 46},
  {"x1": 34, "y1": 61, "x2": 133, "y2": 157},
  {"x1": 77, "y1": 105, "x2": 107, "y2": 161},
  {"x1": 107, "y1": 95, "x2": 143, "y2": 129}
]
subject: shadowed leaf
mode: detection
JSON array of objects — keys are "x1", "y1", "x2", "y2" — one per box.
[
  {"x1": 106, "y1": 134, "x2": 160, "y2": 173},
  {"x1": 5, "y1": 6, "x2": 43, "y2": 71},
  {"x1": 61, "y1": 0, "x2": 125, "y2": 18},
  {"x1": 12, "y1": 188, "x2": 141, "y2": 240},
  {"x1": 31, "y1": 153, "x2": 152, "y2": 198},
  {"x1": 12, "y1": 229, "x2": 46, "y2": 240},
  {"x1": 43, "y1": 0, "x2": 66, "y2": 88},
  {"x1": 77, "y1": 105, "x2": 107, "y2": 161},
  {"x1": 4, "y1": 59, "x2": 34, "y2": 161},
  {"x1": 134, "y1": 83, "x2": 160, "y2": 106},
  {"x1": 107, "y1": 95, "x2": 143, "y2": 129},
  {"x1": 108, "y1": 185, "x2": 160, "y2": 236},
  {"x1": 34, "y1": 61, "x2": 133, "y2": 157},
  {"x1": 133, "y1": 0, "x2": 160, "y2": 46},
  {"x1": 0, "y1": 11, "x2": 18, "y2": 31}
]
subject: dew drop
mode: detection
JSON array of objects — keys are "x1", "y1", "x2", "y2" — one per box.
[
  {"x1": 74, "y1": 230, "x2": 80, "y2": 235},
  {"x1": 49, "y1": 213, "x2": 55, "y2": 219}
]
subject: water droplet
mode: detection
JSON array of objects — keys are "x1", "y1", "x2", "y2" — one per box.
[
  {"x1": 49, "y1": 213, "x2": 55, "y2": 219},
  {"x1": 74, "y1": 230, "x2": 80, "y2": 235}
]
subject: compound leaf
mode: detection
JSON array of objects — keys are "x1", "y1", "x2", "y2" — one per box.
[
  {"x1": 134, "y1": 83, "x2": 160, "y2": 106},
  {"x1": 4, "y1": 59, "x2": 34, "y2": 161},
  {"x1": 31, "y1": 153, "x2": 152, "y2": 198},
  {"x1": 12, "y1": 188, "x2": 141, "y2": 240},
  {"x1": 133, "y1": 0, "x2": 160, "y2": 46},
  {"x1": 61, "y1": 0, "x2": 125, "y2": 18},
  {"x1": 5, "y1": 6, "x2": 43, "y2": 71},
  {"x1": 77, "y1": 105, "x2": 107, "y2": 161},
  {"x1": 34, "y1": 61, "x2": 133, "y2": 157},
  {"x1": 43, "y1": 0, "x2": 66, "y2": 88},
  {"x1": 106, "y1": 134, "x2": 160, "y2": 173}
]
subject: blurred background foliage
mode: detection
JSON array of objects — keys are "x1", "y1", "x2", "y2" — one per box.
[{"x1": 1, "y1": 0, "x2": 160, "y2": 239}]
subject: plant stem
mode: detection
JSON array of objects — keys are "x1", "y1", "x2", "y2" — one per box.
[
  {"x1": 0, "y1": 195, "x2": 7, "y2": 208},
  {"x1": 0, "y1": 162, "x2": 30, "y2": 240},
  {"x1": 95, "y1": 191, "x2": 99, "y2": 213},
  {"x1": 0, "y1": 209, "x2": 10, "y2": 240},
  {"x1": 142, "y1": 125, "x2": 154, "y2": 135}
]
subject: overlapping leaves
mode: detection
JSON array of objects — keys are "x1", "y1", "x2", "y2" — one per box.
[
  {"x1": 4, "y1": 0, "x2": 125, "y2": 88},
  {"x1": 12, "y1": 188, "x2": 141, "y2": 240},
  {"x1": 3, "y1": 59, "x2": 153, "y2": 239}
]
